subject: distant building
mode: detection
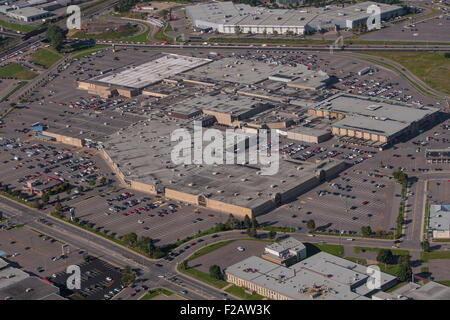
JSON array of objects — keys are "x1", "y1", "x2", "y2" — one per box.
[
  {"x1": 22, "y1": 175, "x2": 62, "y2": 196},
  {"x1": 428, "y1": 204, "x2": 450, "y2": 239},
  {"x1": 7, "y1": 7, "x2": 51, "y2": 22}
]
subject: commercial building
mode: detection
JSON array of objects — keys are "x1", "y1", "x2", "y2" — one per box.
[
  {"x1": 262, "y1": 237, "x2": 306, "y2": 266},
  {"x1": 309, "y1": 93, "x2": 439, "y2": 148},
  {"x1": 22, "y1": 175, "x2": 63, "y2": 196},
  {"x1": 185, "y1": 1, "x2": 405, "y2": 35},
  {"x1": 427, "y1": 204, "x2": 450, "y2": 239},
  {"x1": 100, "y1": 113, "x2": 346, "y2": 218},
  {"x1": 6, "y1": 7, "x2": 50, "y2": 21},
  {"x1": 225, "y1": 251, "x2": 397, "y2": 300},
  {"x1": 78, "y1": 54, "x2": 211, "y2": 98}
]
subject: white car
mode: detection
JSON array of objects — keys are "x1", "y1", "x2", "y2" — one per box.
[{"x1": 236, "y1": 247, "x2": 245, "y2": 252}]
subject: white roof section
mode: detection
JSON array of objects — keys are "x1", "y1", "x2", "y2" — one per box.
[
  {"x1": 265, "y1": 237, "x2": 305, "y2": 254},
  {"x1": 95, "y1": 54, "x2": 211, "y2": 89}
]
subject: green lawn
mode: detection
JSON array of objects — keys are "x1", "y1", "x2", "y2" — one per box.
[
  {"x1": 420, "y1": 251, "x2": 450, "y2": 262},
  {"x1": 69, "y1": 27, "x2": 140, "y2": 41},
  {"x1": 181, "y1": 267, "x2": 228, "y2": 289},
  {"x1": 225, "y1": 285, "x2": 264, "y2": 300},
  {"x1": 0, "y1": 63, "x2": 37, "y2": 80},
  {"x1": 262, "y1": 226, "x2": 295, "y2": 233},
  {"x1": 0, "y1": 20, "x2": 37, "y2": 33},
  {"x1": 360, "y1": 52, "x2": 450, "y2": 95},
  {"x1": 312, "y1": 243, "x2": 344, "y2": 257},
  {"x1": 119, "y1": 27, "x2": 150, "y2": 43},
  {"x1": 385, "y1": 281, "x2": 408, "y2": 292},
  {"x1": 187, "y1": 240, "x2": 234, "y2": 262},
  {"x1": 354, "y1": 246, "x2": 410, "y2": 256},
  {"x1": 436, "y1": 280, "x2": 450, "y2": 287},
  {"x1": 30, "y1": 48, "x2": 63, "y2": 69},
  {"x1": 140, "y1": 290, "x2": 160, "y2": 300},
  {"x1": 0, "y1": 81, "x2": 27, "y2": 104}
]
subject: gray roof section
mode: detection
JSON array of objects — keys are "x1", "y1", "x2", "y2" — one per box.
[
  {"x1": 0, "y1": 276, "x2": 61, "y2": 300},
  {"x1": 428, "y1": 204, "x2": 450, "y2": 232},
  {"x1": 391, "y1": 281, "x2": 450, "y2": 300},
  {"x1": 265, "y1": 237, "x2": 305, "y2": 254}
]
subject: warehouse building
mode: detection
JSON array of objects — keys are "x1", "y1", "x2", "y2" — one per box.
[
  {"x1": 225, "y1": 251, "x2": 397, "y2": 300},
  {"x1": 6, "y1": 7, "x2": 50, "y2": 21},
  {"x1": 308, "y1": 94, "x2": 439, "y2": 147},
  {"x1": 185, "y1": 1, "x2": 405, "y2": 35}
]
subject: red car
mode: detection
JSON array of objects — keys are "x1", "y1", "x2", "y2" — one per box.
[
  {"x1": 189, "y1": 243, "x2": 195, "y2": 247},
  {"x1": 208, "y1": 214, "x2": 214, "y2": 217},
  {"x1": 148, "y1": 214, "x2": 154, "y2": 217},
  {"x1": 362, "y1": 201, "x2": 369, "y2": 205}
]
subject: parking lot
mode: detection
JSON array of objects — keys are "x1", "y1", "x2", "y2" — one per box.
[
  {"x1": 188, "y1": 239, "x2": 268, "y2": 274},
  {"x1": 50, "y1": 256, "x2": 123, "y2": 300},
  {"x1": 0, "y1": 227, "x2": 83, "y2": 278},
  {"x1": 360, "y1": 16, "x2": 450, "y2": 43},
  {"x1": 71, "y1": 189, "x2": 228, "y2": 246},
  {"x1": 0, "y1": 138, "x2": 115, "y2": 208}
]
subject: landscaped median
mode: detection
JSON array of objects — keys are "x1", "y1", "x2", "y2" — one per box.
[
  {"x1": 225, "y1": 285, "x2": 264, "y2": 300},
  {"x1": 140, "y1": 288, "x2": 174, "y2": 300},
  {"x1": 420, "y1": 251, "x2": 450, "y2": 262}
]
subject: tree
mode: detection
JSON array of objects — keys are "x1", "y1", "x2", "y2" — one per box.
[
  {"x1": 121, "y1": 265, "x2": 135, "y2": 286},
  {"x1": 421, "y1": 240, "x2": 430, "y2": 252},
  {"x1": 396, "y1": 262, "x2": 412, "y2": 282},
  {"x1": 41, "y1": 192, "x2": 49, "y2": 204},
  {"x1": 88, "y1": 178, "x2": 96, "y2": 187},
  {"x1": 77, "y1": 185, "x2": 84, "y2": 193},
  {"x1": 45, "y1": 24, "x2": 66, "y2": 52},
  {"x1": 243, "y1": 215, "x2": 251, "y2": 229},
  {"x1": 246, "y1": 227, "x2": 257, "y2": 238},
  {"x1": 209, "y1": 265, "x2": 223, "y2": 280},
  {"x1": 31, "y1": 199, "x2": 41, "y2": 209},
  {"x1": 181, "y1": 260, "x2": 189, "y2": 270},
  {"x1": 251, "y1": 216, "x2": 259, "y2": 229},
  {"x1": 100, "y1": 176, "x2": 107, "y2": 186},
  {"x1": 361, "y1": 226, "x2": 372, "y2": 237},
  {"x1": 268, "y1": 230, "x2": 277, "y2": 240},
  {"x1": 306, "y1": 219, "x2": 315, "y2": 232},
  {"x1": 54, "y1": 201, "x2": 62, "y2": 212},
  {"x1": 122, "y1": 232, "x2": 138, "y2": 246},
  {"x1": 376, "y1": 249, "x2": 394, "y2": 265}
]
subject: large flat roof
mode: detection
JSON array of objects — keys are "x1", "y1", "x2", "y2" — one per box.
[
  {"x1": 186, "y1": 1, "x2": 403, "y2": 29},
  {"x1": 103, "y1": 115, "x2": 343, "y2": 209},
  {"x1": 226, "y1": 252, "x2": 396, "y2": 300},
  {"x1": 184, "y1": 57, "x2": 328, "y2": 86},
  {"x1": 94, "y1": 54, "x2": 211, "y2": 89}
]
